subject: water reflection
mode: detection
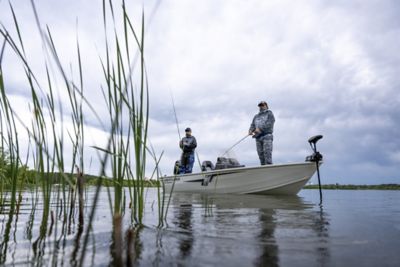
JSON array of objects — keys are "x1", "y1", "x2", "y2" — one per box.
[
  {"x1": 2, "y1": 188, "x2": 399, "y2": 266},
  {"x1": 314, "y1": 205, "x2": 330, "y2": 266},
  {"x1": 168, "y1": 193, "x2": 330, "y2": 266},
  {"x1": 254, "y1": 209, "x2": 279, "y2": 267},
  {"x1": 1, "y1": 188, "x2": 333, "y2": 266},
  {"x1": 173, "y1": 202, "x2": 194, "y2": 259},
  {"x1": 0, "y1": 209, "x2": 14, "y2": 265},
  {"x1": 126, "y1": 226, "x2": 143, "y2": 266},
  {"x1": 70, "y1": 220, "x2": 84, "y2": 267}
]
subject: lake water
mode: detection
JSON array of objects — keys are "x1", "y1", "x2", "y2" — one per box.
[{"x1": 1, "y1": 188, "x2": 399, "y2": 266}]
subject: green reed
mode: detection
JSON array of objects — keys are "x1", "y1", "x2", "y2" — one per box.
[
  {"x1": 0, "y1": 64, "x2": 21, "y2": 213},
  {"x1": 0, "y1": 38, "x2": 24, "y2": 264},
  {"x1": 97, "y1": 0, "x2": 156, "y2": 225},
  {"x1": 1, "y1": 0, "x2": 166, "y2": 265}
]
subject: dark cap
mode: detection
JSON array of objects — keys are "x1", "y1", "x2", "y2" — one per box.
[
  {"x1": 185, "y1": 127, "x2": 192, "y2": 132},
  {"x1": 258, "y1": 101, "x2": 267, "y2": 107}
]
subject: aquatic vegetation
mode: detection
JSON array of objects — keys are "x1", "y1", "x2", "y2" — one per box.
[{"x1": 0, "y1": 0, "x2": 167, "y2": 265}]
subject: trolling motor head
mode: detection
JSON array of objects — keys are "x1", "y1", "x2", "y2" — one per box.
[
  {"x1": 306, "y1": 135, "x2": 323, "y2": 162},
  {"x1": 308, "y1": 135, "x2": 323, "y2": 152},
  {"x1": 308, "y1": 135, "x2": 323, "y2": 146}
]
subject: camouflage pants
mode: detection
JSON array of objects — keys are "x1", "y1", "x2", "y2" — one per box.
[{"x1": 256, "y1": 136, "x2": 273, "y2": 165}]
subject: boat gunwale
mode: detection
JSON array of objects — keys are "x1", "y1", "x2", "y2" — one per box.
[{"x1": 161, "y1": 161, "x2": 321, "y2": 180}]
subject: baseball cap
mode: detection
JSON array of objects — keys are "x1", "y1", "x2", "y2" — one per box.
[{"x1": 258, "y1": 101, "x2": 267, "y2": 107}]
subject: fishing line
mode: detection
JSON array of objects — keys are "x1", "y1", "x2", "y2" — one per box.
[
  {"x1": 220, "y1": 134, "x2": 250, "y2": 157},
  {"x1": 170, "y1": 91, "x2": 182, "y2": 141}
]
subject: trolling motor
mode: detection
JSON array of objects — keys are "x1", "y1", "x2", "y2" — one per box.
[{"x1": 306, "y1": 135, "x2": 324, "y2": 204}]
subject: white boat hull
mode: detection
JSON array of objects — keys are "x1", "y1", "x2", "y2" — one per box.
[{"x1": 161, "y1": 162, "x2": 320, "y2": 195}]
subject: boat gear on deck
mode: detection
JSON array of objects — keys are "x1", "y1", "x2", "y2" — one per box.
[{"x1": 201, "y1": 157, "x2": 245, "y2": 171}]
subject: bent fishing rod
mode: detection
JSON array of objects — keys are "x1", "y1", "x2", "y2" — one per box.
[{"x1": 220, "y1": 134, "x2": 250, "y2": 157}]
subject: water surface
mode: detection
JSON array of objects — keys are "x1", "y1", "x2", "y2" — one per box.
[{"x1": 1, "y1": 188, "x2": 399, "y2": 266}]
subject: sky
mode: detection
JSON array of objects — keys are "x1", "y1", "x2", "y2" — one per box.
[{"x1": 1, "y1": 0, "x2": 399, "y2": 185}]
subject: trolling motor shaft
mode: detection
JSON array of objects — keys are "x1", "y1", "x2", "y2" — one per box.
[{"x1": 306, "y1": 135, "x2": 324, "y2": 204}]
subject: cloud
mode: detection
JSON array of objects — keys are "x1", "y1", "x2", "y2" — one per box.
[{"x1": 1, "y1": 0, "x2": 399, "y2": 184}]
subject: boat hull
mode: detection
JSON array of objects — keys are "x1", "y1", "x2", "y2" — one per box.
[{"x1": 161, "y1": 162, "x2": 319, "y2": 195}]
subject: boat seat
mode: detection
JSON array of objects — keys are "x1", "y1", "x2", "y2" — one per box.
[
  {"x1": 201, "y1": 160, "x2": 214, "y2": 171},
  {"x1": 173, "y1": 160, "x2": 181, "y2": 174}
]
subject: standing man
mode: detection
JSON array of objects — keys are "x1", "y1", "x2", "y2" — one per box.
[
  {"x1": 249, "y1": 101, "x2": 275, "y2": 165},
  {"x1": 179, "y1": 127, "x2": 197, "y2": 174}
]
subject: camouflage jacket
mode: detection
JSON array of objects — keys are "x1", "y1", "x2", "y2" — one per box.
[{"x1": 249, "y1": 109, "x2": 275, "y2": 138}]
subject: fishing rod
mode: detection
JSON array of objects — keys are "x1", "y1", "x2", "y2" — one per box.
[
  {"x1": 220, "y1": 134, "x2": 250, "y2": 157},
  {"x1": 170, "y1": 92, "x2": 182, "y2": 141},
  {"x1": 170, "y1": 91, "x2": 202, "y2": 172},
  {"x1": 170, "y1": 91, "x2": 182, "y2": 174}
]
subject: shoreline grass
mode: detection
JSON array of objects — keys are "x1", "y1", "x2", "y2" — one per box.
[{"x1": 304, "y1": 183, "x2": 400, "y2": 190}]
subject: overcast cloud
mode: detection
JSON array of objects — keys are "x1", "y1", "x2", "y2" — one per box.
[{"x1": 1, "y1": 0, "x2": 399, "y2": 185}]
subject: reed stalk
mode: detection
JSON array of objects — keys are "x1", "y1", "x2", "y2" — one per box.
[
  {"x1": 0, "y1": 64, "x2": 20, "y2": 213},
  {"x1": 0, "y1": 0, "x2": 166, "y2": 265},
  {"x1": 98, "y1": 0, "x2": 157, "y2": 227},
  {"x1": 76, "y1": 166, "x2": 85, "y2": 225},
  {"x1": 111, "y1": 214, "x2": 123, "y2": 266}
]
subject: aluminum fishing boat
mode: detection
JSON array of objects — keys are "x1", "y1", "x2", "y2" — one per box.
[
  {"x1": 162, "y1": 135, "x2": 324, "y2": 195},
  {"x1": 162, "y1": 161, "x2": 321, "y2": 195}
]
